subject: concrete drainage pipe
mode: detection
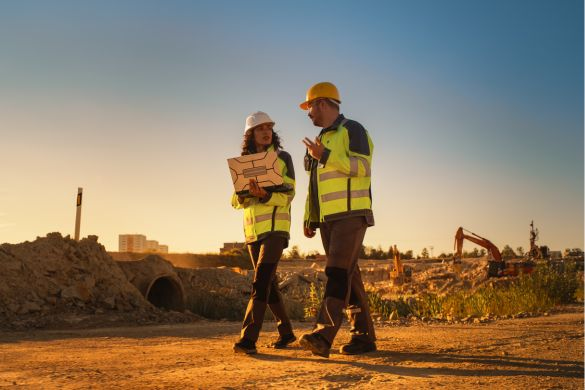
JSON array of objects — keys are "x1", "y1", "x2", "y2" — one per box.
[{"x1": 145, "y1": 274, "x2": 185, "y2": 311}]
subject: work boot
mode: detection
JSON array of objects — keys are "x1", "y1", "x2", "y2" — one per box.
[
  {"x1": 299, "y1": 333, "x2": 331, "y2": 358},
  {"x1": 270, "y1": 333, "x2": 296, "y2": 349},
  {"x1": 339, "y1": 338, "x2": 377, "y2": 355},
  {"x1": 233, "y1": 338, "x2": 257, "y2": 355}
]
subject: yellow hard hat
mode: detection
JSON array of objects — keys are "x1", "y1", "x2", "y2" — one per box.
[{"x1": 299, "y1": 82, "x2": 341, "y2": 110}]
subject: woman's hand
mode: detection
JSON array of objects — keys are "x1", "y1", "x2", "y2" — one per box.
[{"x1": 249, "y1": 179, "x2": 268, "y2": 198}]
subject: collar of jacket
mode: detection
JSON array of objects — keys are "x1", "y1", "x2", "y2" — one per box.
[{"x1": 319, "y1": 114, "x2": 345, "y2": 136}]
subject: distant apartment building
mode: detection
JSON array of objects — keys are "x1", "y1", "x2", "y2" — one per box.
[
  {"x1": 119, "y1": 234, "x2": 169, "y2": 253},
  {"x1": 220, "y1": 242, "x2": 246, "y2": 254},
  {"x1": 145, "y1": 240, "x2": 159, "y2": 252}
]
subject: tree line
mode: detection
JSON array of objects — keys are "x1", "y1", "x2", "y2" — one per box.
[{"x1": 283, "y1": 244, "x2": 524, "y2": 260}]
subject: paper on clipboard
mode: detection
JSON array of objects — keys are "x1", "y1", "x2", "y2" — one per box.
[{"x1": 227, "y1": 151, "x2": 291, "y2": 196}]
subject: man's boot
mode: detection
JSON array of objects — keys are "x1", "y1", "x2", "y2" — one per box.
[
  {"x1": 339, "y1": 338, "x2": 376, "y2": 355},
  {"x1": 299, "y1": 333, "x2": 331, "y2": 358}
]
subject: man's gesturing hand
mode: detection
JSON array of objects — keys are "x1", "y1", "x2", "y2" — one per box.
[{"x1": 302, "y1": 137, "x2": 325, "y2": 161}]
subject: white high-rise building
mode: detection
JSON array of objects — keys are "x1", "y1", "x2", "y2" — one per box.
[{"x1": 119, "y1": 234, "x2": 147, "y2": 253}]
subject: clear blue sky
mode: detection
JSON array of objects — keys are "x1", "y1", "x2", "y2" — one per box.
[{"x1": 1, "y1": 0, "x2": 583, "y2": 255}]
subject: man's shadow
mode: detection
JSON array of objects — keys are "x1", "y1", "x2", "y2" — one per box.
[{"x1": 250, "y1": 349, "x2": 584, "y2": 379}]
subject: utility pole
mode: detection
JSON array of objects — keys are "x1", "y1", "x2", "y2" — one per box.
[{"x1": 74, "y1": 187, "x2": 83, "y2": 240}]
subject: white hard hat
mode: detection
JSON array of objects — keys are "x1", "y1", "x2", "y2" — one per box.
[{"x1": 245, "y1": 111, "x2": 274, "y2": 132}]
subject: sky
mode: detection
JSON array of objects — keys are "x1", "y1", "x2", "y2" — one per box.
[{"x1": 0, "y1": 0, "x2": 583, "y2": 256}]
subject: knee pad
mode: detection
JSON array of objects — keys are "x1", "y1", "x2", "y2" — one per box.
[{"x1": 324, "y1": 266, "x2": 349, "y2": 300}]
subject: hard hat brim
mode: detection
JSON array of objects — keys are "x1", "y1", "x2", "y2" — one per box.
[{"x1": 299, "y1": 98, "x2": 341, "y2": 110}]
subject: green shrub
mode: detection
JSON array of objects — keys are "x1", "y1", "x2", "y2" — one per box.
[
  {"x1": 368, "y1": 290, "x2": 413, "y2": 320},
  {"x1": 303, "y1": 282, "x2": 324, "y2": 320}
]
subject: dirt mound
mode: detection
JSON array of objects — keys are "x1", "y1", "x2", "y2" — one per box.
[
  {"x1": 0, "y1": 233, "x2": 195, "y2": 329},
  {"x1": 367, "y1": 258, "x2": 493, "y2": 297},
  {"x1": 278, "y1": 269, "x2": 326, "y2": 301},
  {"x1": 175, "y1": 267, "x2": 253, "y2": 320}
]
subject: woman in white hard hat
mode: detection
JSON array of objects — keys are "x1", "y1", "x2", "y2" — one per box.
[{"x1": 231, "y1": 111, "x2": 296, "y2": 354}]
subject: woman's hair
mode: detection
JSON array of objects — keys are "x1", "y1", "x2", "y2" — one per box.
[{"x1": 241, "y1": 127, "x2": 282, "y2": 155}]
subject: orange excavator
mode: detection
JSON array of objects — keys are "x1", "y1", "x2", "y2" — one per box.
[
  {"x1": 390, "y1": 245, "x2": 412, "y2": 285},
  {"x1": 454, "y1": 227, "x2": 534, "y2": 277}
]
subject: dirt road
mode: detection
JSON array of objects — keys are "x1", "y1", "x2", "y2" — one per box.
[{"x1": 0, "y1": 309, "x2": 583, "y2": 389}]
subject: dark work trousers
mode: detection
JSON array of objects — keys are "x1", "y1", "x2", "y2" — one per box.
[
  {"x1": 240, "y1": 235, "x2": 293, "y2": 343},
  {"x1": 313, "y1": 216, "x2": 376, "y2": 345}
]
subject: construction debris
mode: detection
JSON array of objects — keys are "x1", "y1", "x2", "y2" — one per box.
[{"x1": 0, "y1": 232, "x2": 539, "y2": 330}]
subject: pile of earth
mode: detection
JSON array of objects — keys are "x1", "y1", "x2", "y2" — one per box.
[
  {"x1": 0, "y1": 233, "x2": 196, "y2": 330},
  {"x1": 365, "y1": 257, "x2": 506, "y2": 298}
]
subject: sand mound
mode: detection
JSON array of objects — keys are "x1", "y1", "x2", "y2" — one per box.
[{"x1": 0, "y1": 233, "x2": 193, "y2": 329}]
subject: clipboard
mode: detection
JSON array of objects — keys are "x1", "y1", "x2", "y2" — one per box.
[{"x1": 227, "y1": 151, "x2": 292, "y2": 196}]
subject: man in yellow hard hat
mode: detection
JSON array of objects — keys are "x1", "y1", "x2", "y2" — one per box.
[{"x1": 298, "y1": 82, "x2": 376, "y2": 358}]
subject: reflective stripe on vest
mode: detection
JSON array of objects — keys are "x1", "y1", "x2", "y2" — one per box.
[
  {"x1": 349, "y1": 156, "x2": 371, "y2": 177},
  {"x1": 321, "y1": 189, "x2": 370, "y2": 203},
  {"x1": 320, "y1": 171, "x2": 349, "y2": 181},
  {"x1": 246, "y1": 212, "x2": 290, "y2": 225}
]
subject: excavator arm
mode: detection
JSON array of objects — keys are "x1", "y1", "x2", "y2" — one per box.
[
  {"x1": 454, "y1": 227, "x2": 503, "y2": 262},
  {"x1": 453, "y1": 226, "x2": 534, "y2": 278}
]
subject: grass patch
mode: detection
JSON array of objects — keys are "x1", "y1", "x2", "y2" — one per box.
[
  {"x1": 398, "y1": 262, "x2": 581, "y2": 320},
  {"x1": 307, "y1": 262, "x2": 583, "y2": 321}
]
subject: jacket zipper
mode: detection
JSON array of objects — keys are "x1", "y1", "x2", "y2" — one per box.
[
  {"x1": 271, "y1": 207, "x2": 277, "y2": 231},
  {"x1": 347, "y1": 178, "x2": 351, "y2": 211}
]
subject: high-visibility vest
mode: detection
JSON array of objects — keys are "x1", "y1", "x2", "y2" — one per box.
[
  {"x1": 232, "y1": 147, "x2": 295, "y2": 243},
  {"x1": 304, "y1": 118, "x2": 373, "y2": 226}
]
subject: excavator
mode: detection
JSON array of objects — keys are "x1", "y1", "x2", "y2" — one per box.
[
  {"x1": 454, "y1": 227, "x2": 535, "y2": 277},
  {"x1": 390, "y1": 245, "x2": 412, "y2": 285}
]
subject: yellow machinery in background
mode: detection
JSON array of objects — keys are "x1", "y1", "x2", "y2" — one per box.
[{"x1": 390, "y1": 245, "x2": 412, "y2": 285}]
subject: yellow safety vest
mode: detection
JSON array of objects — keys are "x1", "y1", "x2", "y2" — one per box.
[
  {"x1": 304, "y1": 118, "x2": 374, "y2": 226},
  {"x1": 232, "y1": 147, "x2": 295, "y2": 243}
]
